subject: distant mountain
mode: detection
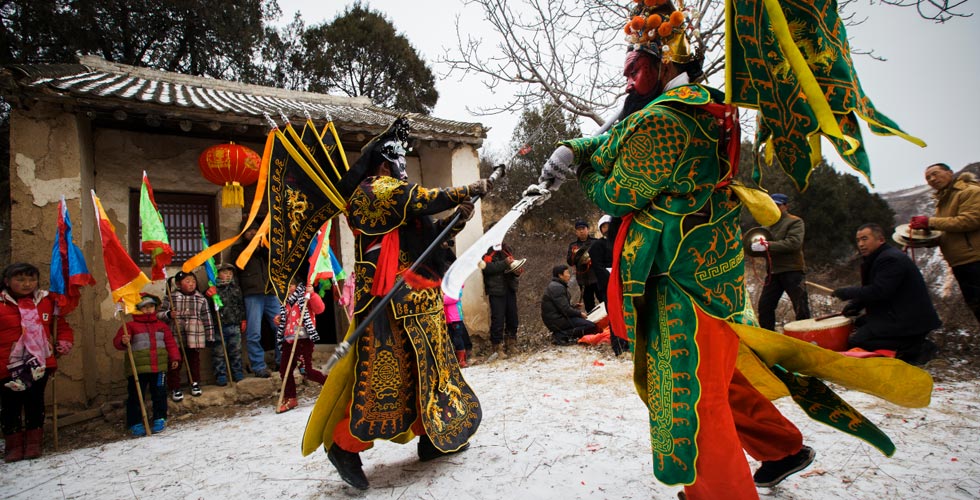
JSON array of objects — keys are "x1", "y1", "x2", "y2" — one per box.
[{"x1": 880, "y1": 162, "x2": 980, "y2": 225}]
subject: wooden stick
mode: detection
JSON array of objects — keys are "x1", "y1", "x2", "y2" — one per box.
[
  {"x1": 165, "y1": 283, "x2": 195, "y2": 388},
  {"x1": 212, "y1": 304, "x2": 236, "y2": 386},
  {"x1": 50, "y1": 313, "x2": 59, "y2": 450},
  {"x1": 813, "y1": 312, "x2": 844, "y2": 322},
  {"x1": 121, "y1": 320, "x2": 152, "y2": 436},
  {"x1": 805, "y1": 281, "x2": 835, "y2": 294},
  {"x1": 275, "y1": 295, "x2": 304, "y2": 413}
]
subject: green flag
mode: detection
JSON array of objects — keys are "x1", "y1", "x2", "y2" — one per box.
[
  {"x1": 200, "y1": 223, "x2": 223, "y2": 309},
  {"x1": 139, "y1": 171, "x2": 174, "y2": 280},
  {"x1": 725, "y1": 0, "x2": 925, "y2": 190}
]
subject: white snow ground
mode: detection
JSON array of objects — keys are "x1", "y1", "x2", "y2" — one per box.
[{"x1": 2, "y1": 346, "x2": 979, "y2": 500}]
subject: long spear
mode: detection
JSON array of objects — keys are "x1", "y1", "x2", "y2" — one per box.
[{"x1": 324, "y1": 164, "x2": 506, "y2": 372}]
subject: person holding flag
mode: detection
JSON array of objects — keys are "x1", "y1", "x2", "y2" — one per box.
[
  {"x1": 48, "y1": 196, "x2": 95, "y2": 449},
  {"x1": 211, "y1": 263, "x2": 246, "y2": 386},
  {"x1": 1, "y1": 263, "x2": 74, "y2": 462}
]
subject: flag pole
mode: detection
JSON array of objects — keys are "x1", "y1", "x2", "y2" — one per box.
[
  {"x1": 165, "y1": 277, "x2": 196, "y2": 389},
  {"x1": 50, "y1": 308, "x2": 59, "y2": 450},
  {"x1": 119, "y1": 306, "x2": 152, "y2": 436},
  {"x1": 275, "y1": 290, "x2": 308, "y2": 413},
  {"x1": 212, "y1": 301, "x2": 236, "y2": 386}
]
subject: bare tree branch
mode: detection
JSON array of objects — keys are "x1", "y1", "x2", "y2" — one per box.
[{"x1": 442, "y1": 0, "x2": 971, "y2": 127}]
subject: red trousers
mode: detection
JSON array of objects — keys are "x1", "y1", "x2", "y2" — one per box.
[
  {"x1": 683, "y1": 310, "x2": 802, "y2": 500},
  {"x1": 279, "y1": 339, "x2": 326, "y2": 399}
]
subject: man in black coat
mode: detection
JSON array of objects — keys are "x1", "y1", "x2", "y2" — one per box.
[
  {"x1": 541, "y1": 265, "x2": 598, "y2": 345},
  {"x1": 481, "y1": 243, "x2": 520, "y2": 358},
  {"x1": 566, "y1": 220, "x2": 600, "y2": 312},
  {"x1": 832, "y1": 223, "x2": 941, "y2": 364}
]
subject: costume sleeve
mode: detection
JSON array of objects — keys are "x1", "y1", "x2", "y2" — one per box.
[
  {"x1": 767, "y1": 218, "x2": 804, "y2": 254},
  {"x1": 566, "y1": 242, "x2": 576, "y2": 266},
  {"x1": 575, "y1": 108, "x2": 686, "y2": 216},
  {"x1": 929, "y1": 188, "x2": 980, "y2": 233},
  {"x1": 407, "y1": 185, "x2": 472, "y2": 216}
]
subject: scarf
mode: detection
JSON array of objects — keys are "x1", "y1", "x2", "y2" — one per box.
[{"x1": 275, "y1": 283, "x2": 319, "y2": 345}]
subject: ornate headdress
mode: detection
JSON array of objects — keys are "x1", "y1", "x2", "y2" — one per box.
[
  {"x1": 337, "y1": 117, "x2": 411, "y2": 198},
  {"x1": 623, "y1": 0, "x2": 700, "y2": 66}
]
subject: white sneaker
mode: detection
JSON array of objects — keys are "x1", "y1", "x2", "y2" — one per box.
[
  {"x1": 190, "y1": 383, "x2": 202, "y2": 397},
  {"x1": 171, "y1": 389, "x2": 184, "y2": 402}
]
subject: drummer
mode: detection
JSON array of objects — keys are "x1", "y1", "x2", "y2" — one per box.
[{"x1": 831, "y1": 223, "x2": 941, "y2": 364}]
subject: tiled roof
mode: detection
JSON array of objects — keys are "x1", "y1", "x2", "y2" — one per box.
[{"x1": 2, "y1": 55, "x2": 487, "y2": 143}]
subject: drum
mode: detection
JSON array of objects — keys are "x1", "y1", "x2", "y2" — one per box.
[
  {"x1": 586, "y1": 303, "x2": 609, "y2": 330},
  {"x1": 781, "y1": 316, "x2": 852, "y2": 351}
]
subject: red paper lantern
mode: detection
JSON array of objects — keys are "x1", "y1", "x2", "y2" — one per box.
[{"x1": 198, "y1": 142, "x2": 261, "y2": 207}]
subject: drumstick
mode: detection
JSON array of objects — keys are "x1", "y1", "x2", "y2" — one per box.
[
  {"x1": 813, "y1": 312, "x2": 843, "y2": 322},
  {"x1": 805, "y1": 281, "x2": 835, "y2": 294}
]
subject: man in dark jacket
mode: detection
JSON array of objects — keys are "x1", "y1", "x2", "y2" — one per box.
[
  {"x1": 541, "y1": 265, "x2": 598, "y2": 345},
  {"x1": 832, "y1": 223, "x2": 941, "y2": 364},
  {"x1": 481, "y1": 243, "x2": 521, "y2": 359},
  {"x1": 229, "y1": 224, "x2": 279, "y2": 378},
  {"x1": 566, "y1": 220, "x2": 599, "y2": 312},
  {"x1": 754, "y1": 193, "x2": 811, "y2": 330}
]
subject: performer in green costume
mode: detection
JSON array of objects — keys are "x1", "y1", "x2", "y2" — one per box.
[
  {"x1": 303, "y1": 118, "x2": 488, "y2": 490},
  {"x1": 534, "y1": 1, "x2": 933, "y2": 499}
]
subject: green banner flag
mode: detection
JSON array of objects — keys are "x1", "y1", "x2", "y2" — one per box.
[{"x1": 725, "y1": 0, "x2": 925, "y2": 189}]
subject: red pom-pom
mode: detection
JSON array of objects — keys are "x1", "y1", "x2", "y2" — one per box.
[
  {"x1": 669, "y1": 10, "x2": 686, "y2": 26},
  {"x1": 646, "y1": 14, "x2": 662, "y2": 29},
  {"x1": 630, "y1": 16, "x2": 646, "y2": 31}
]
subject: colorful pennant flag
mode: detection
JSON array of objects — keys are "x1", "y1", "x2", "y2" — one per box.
[
  {"x1": 49, "y1": 196, "x2": 95, "y2": 315},
  {"x1": 200, "y1": 223, "x2": 223, "y2": 309},
  {"x1": 92, "y1": 190, "x2": 150, "y2": 313},
  {"x1": 725, "y1": 0, "x2": 924, "y2": 189},
  {"x1": 139, "y1": 172, "x2": 174, "y2": 280}
]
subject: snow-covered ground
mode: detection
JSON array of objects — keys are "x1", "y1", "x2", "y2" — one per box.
[{"x1": 3, "y1": 346, "x2": 979, "y2": 499}]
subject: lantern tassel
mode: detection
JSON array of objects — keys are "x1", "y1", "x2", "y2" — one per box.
[{"x1": 222, "y1": 181, "x2": 244, "y2": 208}]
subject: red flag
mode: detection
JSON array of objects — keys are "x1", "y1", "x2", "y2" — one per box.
[{"x1": 91, "y1": 190, "x2": 150, "y2": 313}]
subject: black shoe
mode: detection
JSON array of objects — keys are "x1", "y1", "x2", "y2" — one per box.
[
  {"x1": 417, "y1": 435, "x2": 470, "y2": 462},
  {"x1": 909, "y1": 339, "x2": 938, "y2": 366},
  {"x1": 254, "y1": 369, "x2": 271, "y2": 378},
  {"x1": 327, "y1": 444, "x2": 368, "y2": 490},
  {"x1": 753, "y1": 445, "x2": 815, "y2": 487}
]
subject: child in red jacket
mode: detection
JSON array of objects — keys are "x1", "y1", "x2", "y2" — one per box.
[
  {"x1": 0, "y1": 263, "x2": 73, "y2": 462},
  {"x1": 113, "y1": 293, "x2": 180, "y2": 436},
  {"x1": 275, "y1": 281, "x2": 326, "y2": 413}
]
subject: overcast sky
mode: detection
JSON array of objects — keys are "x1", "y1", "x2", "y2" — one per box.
[{"x1": 277, "y1": 0, "x2": 978, "y2": 193}]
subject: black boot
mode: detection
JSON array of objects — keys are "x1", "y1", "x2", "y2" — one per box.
[
  {"x1": 753, "y1": 445, "x2": 815, "y2": 487},
  {"x1": 327, "y1": 443, "x2": 369, "y2": 490},
  {"x1": 417, "y1": 435, "x2": 469, "y2": 462}
]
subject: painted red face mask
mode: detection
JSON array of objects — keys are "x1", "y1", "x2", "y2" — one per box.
[{"x1": 624, "y1": 50, "x2": 658, "y2": 96}]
